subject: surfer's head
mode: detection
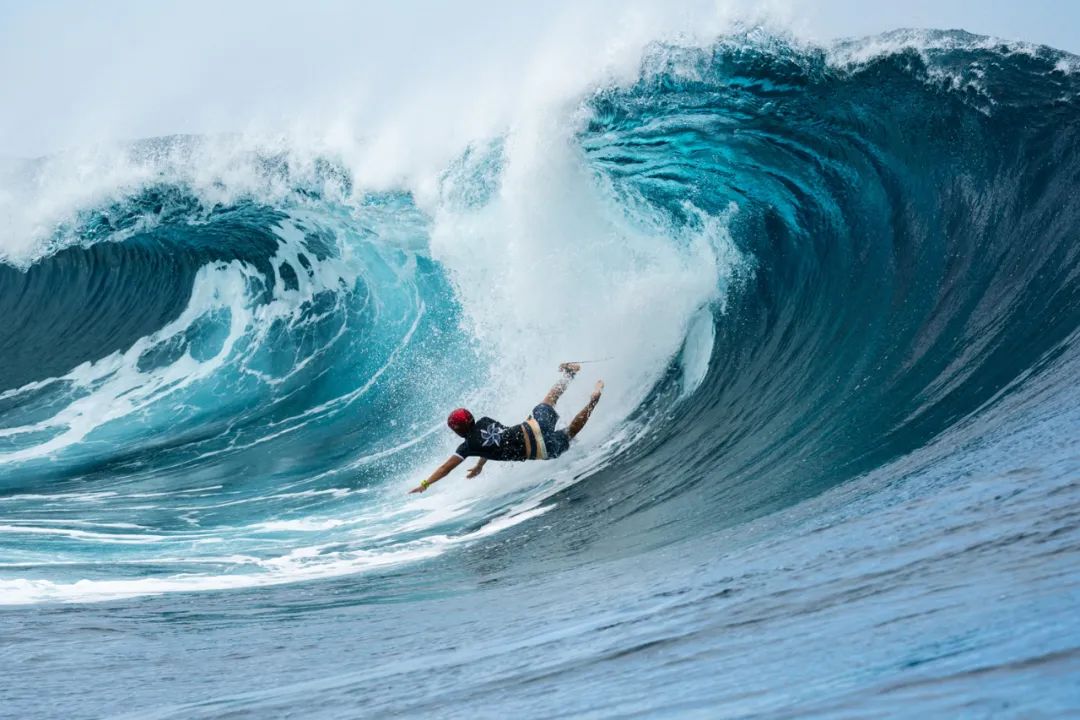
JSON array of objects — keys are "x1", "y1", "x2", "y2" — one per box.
[{"x1": 447, "y1": 408, "x2": 475, "y2": 436}]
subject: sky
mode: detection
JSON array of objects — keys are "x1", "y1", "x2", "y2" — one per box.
[{"x1": 0, "y1": 0, "x2": 1075, "y2": 157}]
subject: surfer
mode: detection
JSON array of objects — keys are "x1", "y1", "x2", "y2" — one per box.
[{"x1": 409, "y1": 363, "x2": 604, "y2": 493}]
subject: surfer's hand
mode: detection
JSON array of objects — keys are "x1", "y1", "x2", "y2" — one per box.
[
  {"x1": 466, "y1": 464, "x2": 483, "y2": 478},
  {"x1": 559, "y1": 362, "x2": 581, "y2": 377},
  {"x1": 409, "y1": 484, "x2": 427, "y2": 494}
]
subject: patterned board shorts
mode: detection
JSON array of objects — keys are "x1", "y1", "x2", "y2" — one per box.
[{"x1": 530, "y1": 403, "x2": 570, "y2": 459}]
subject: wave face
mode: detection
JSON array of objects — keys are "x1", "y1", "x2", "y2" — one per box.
[{"x1": 2, "y1": 30, "x2": 1080, "y2": 718}]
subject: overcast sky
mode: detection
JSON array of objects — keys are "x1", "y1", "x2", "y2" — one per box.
[{"x1": 0, "y1": 0, "x2": 1074, "y2": 157}]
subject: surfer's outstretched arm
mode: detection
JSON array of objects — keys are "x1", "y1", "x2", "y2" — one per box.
[
  {"x1": 410, "y1": 455, "x2": 463, "y2": 493},
  {"x1": 543, "y1": 363, "x2": 581, "y2": 407}
]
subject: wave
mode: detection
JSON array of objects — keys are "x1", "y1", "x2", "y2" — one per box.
[{"x1": 1, "y1": 30, "x2": 1078, "y2": 606}]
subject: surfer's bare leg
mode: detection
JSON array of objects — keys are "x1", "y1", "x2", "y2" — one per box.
[
  {"x1": 568, "y1": 380, "x2": 603, "y2": 439},
  {"x1": 543, "y1": 363, "x2": 581, "y2": 407}
]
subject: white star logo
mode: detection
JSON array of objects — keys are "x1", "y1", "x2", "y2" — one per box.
[{"x1": 480, "y1": 426, "x2": 504, "y2": 447}]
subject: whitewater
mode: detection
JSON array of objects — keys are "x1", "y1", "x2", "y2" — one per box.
[{"x1": 2, "y1": 10, "x2": 1079, "y2": 719}]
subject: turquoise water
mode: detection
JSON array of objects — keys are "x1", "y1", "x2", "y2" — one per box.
[{"x1": 2, "y1": 30, "x2": 1079, "y2": 717}]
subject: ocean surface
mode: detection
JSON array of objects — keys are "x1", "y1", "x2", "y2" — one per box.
[{"x1": 2, "y1": 29, "x2": 1079, "y2": 718}]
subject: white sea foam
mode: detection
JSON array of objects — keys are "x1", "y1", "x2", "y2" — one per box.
[
  {"x1": 0, "y1": 503, "x2": 553, "y2": 605},
  {"x1": 0, "y1": 2, "x2": 778, "y2": 269}
]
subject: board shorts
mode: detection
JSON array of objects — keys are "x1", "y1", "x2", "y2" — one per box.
[{"x1": 524, "y1": 403, "x2": 571, "y2": 460}]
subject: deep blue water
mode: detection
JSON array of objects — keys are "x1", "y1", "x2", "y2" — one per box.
[{"x1": 2, "y1": 30, "x2": 1079, "y2": 718}]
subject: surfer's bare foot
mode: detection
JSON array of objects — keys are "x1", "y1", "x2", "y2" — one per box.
[
  {"x1": 592, "y1": 380, "x2": 604, "y2": 401},
  {"x1": 559, "y1": 362, "x2": 581, "y2": 377}
]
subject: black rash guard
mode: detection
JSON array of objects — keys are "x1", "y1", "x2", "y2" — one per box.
[{"x1": 454, "y1": 417, "x2": 528, "y2": 462}]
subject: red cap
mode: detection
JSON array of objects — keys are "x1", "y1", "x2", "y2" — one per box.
[{"x1": 447, "y1": 408, "x2": 474, "y2": 436}]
